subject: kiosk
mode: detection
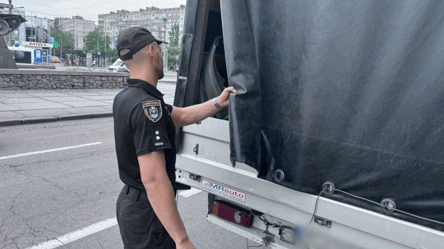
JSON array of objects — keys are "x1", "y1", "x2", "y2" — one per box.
[{"x1": 21, "y1": 41, "x2": 53, "y2": 64}]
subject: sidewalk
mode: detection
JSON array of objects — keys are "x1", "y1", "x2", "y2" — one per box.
[{"x1": 0, "y1": 73, "x2": 177, "y2": 127}]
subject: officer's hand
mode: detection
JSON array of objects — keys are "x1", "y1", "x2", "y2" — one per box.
[
  {"x1": 176, "y1": 239, "x2": 196, "y2": 249},
  {"x1": 216, "y1": 87, "x2": 237, "y2": 108}
]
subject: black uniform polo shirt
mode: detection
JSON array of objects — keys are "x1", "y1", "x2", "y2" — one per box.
[{"x1": 113, "y1": 78, "x2": 177, "y2": 192}]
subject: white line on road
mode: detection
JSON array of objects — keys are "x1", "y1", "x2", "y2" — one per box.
[
  {"x1": 27, "y1": 218, "x2": 117, "y2": 249},
  {"x1": 179, "y1": 188, "x2": 202, "y2": 197},
  {"x1": 0, "y1": 142, "x2": 103, "y2": 160},
  {"x1": 25, "y1": 188, "x2": 199, "y2": 248}
]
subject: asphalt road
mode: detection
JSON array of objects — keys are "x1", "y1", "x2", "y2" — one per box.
[{"x1": 0, "y1": 118, "x2": 266, "y2": 249}]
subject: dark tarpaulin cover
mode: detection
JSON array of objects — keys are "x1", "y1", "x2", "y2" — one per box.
[
  {"x1": 174, "y1": 0, "x2": 199, "y2": 110},
  {"x1": 221, "y1": 0, "x2": 444, "y2": 230}
]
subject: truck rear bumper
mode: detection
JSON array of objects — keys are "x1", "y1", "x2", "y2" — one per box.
[
  {"x1": 206, "y1": 213, "x2": 290, "y2": 249},
  {"x1": 176, "y1": 118, "x2": 444, "y2": 249}
]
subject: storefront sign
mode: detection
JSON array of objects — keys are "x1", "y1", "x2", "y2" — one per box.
[{"x1": 21, "y1": 41, "x2": 54, "y2": 48}]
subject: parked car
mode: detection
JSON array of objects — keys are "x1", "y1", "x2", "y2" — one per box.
[
  {"x1": 50, "y1": 56, "x2": 61, "y2": 64},
  {"x1": 109, "y1": 59, "x2": 129, "y2": 72}
]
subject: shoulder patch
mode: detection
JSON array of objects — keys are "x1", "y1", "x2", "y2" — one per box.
[{"x1": 142, "y1": 100, "x2": 163, "y2": 122}]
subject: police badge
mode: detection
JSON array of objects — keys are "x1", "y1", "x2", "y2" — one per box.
[{"x1": 142, "y1": 100, "x2": 163, "y2": 122}]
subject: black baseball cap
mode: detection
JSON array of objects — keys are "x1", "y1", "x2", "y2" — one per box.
[{"x1": 117, "y1": 27, "x2": 168, "y2": 61}]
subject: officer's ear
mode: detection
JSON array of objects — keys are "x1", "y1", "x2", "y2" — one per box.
[
  {"x1": 147, "y1": 43, "x2": 156, "y2": 58},
  {"x1": 147, "y1": 42, "x2": 159, "y2": 59}
]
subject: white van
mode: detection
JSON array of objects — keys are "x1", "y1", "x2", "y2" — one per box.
[
  {"x1": 108, "y1": 59, "x2": 129, "y2": 72},
  {"x1": 8, "y1": 46, "x2": 34, "y2": 65}
]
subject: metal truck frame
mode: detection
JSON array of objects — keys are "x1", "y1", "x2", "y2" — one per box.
[{"x1": 175, "y1": 118, "x2": 443, "y2": 249}]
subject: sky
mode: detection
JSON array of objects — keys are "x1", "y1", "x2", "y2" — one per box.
[{"x1": 8, "y1": 0, "x2": 187, "y2": 23}]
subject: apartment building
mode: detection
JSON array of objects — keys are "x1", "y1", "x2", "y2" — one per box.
[
  {"x1": 98, "y1": 5, "x2": 186, "y2": 49},
  {"x1": 56, "y1": 16, "x2": 95, "y2": 49}
]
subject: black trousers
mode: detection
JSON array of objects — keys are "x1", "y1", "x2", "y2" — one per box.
[{"x1": 116, "y1": 185, "x2": 176, "y2": 249}]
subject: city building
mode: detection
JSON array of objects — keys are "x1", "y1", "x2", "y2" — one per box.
[
  {"x1": 98, "y1": 5, "x2": 186, "y2": 49},
  {"x1": 1, "y1": 6, "x2": 51, "y2": 45},
  {"x1": 1, "y1": 6, "x2": 53, "y2": 63},
  {"x1": 56, "y1": 16, "x2": 95, "y2": 49}
]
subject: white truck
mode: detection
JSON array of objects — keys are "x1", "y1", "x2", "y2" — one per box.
[{"x1": 174, "y1": 1, "x2": 444, "y2": 248}]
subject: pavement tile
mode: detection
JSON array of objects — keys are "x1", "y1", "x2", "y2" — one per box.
[
  {"x1": 25, "y1": 89, "x2": 59, "y2": 93},
  {"x1": 0, "y1": 92, "x2": 35, "y2": 98},
  {"x1": 81, "y1": 95, "x2": 116, "y2": 100},
  {"x1": 40, "y1": 96, "x2": 90, "y2": 102},
  {"x1": 0, "y1": 98, "x2": 53, "y2": 104},
  {"x1": 14, "y1": 108, "x2": 72, "y2": 118},
  {"x1": 0, "y1": 103, "x2": 21, "y2": 111},
  {"x1": 59, "y1": 89, "x2": 101, "y2": 93},
  {"x1": 0, "y1": 90, "x2": 20, "y2": 93},
  {"x1": 97, "y1": 92, "x2": 122, "y2": 96},
  {"x1": 64, "y1": 92, "x2": 105, "y2": 96},
  {"x1": 99, "y1": 105, "x2": 113, "y2": 112},
  {"x1": 0, "y1": 111, "x2": 25, "y2": 119},
  {"x1": 97, "y1": 100, "x2": 114, "y2": 104},
  {"x1": 8, "y1": 102, "x2": 71, "y2": 110},
  {"x1": 29, "y1": 92, "x2": 72, "y2": 97},
  {"x1": 63, "y1": 106, "x2": 111, "y2": 114},
  {"x1": 59, "y1": 89, "x2": 121, "y2": 93},
  {"x1": 0, "y1": 79, "x2": 177, "y2": 126},
  {"x1": 62, "y1": 101, "x2": 108, "y2": 107}
]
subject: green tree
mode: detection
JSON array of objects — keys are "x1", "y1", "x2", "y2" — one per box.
[
  {"x1": 107, "y1": 48, "x2": 120, "y2": 63},
  {"x1": 168, "y1": 24, "x2": 180, "y2": 47},
  {"x1": 168, "y1": 24, "x2": 181, "y2": 67},
  {"x1": 50, "y1": 26, "x2": 74, "y2": 58},
  {"x1": 168, "y1": 46, "x2": 181, "y2": 67},
  {"x1": 83, "y1": 28, "x2": 111, "y2": 55}
]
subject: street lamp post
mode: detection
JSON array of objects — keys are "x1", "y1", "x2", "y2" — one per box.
[
  {"x1": 163, "y1": 18, "x2": 168, "y2": 71},
  {"x1": 104, "y1": 35, "x2": 107, "y2": 66},
  {"x1": 60, "y1": 34, "x2": 63, "y2": 59},
  {"x1": 8, "y1": 0, "x2": 13, "y2": 46},
  {"x1": 95, "y1": 30, "x2": 101, "y2": 67}
]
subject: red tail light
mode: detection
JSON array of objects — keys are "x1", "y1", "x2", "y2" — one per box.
[{"x1": 212, "y1": 201, "x2": 253, "y2": 227}]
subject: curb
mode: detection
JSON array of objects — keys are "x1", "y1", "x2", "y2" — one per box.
[{"x1": 0, "y1": 112, "x2": 113, "y2": 127}]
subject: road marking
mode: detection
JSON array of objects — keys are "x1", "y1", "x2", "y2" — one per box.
[
  {"x1": 179, "y1": 188, "x2": 202, "y2": 197},
  {"x1": 27, "y1": 218, "x2": 117, "y2": 249},
  {"x1": 26, "y1": 189, "x2": 200, "y2": 249},
  {"x1": 0, "y1": 142, "x2": 102, "y2": 160}
]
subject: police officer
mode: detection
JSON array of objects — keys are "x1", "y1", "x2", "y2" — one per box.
[{"x1": 113, "y1": 27, "x2": 236, "y2": 249}]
